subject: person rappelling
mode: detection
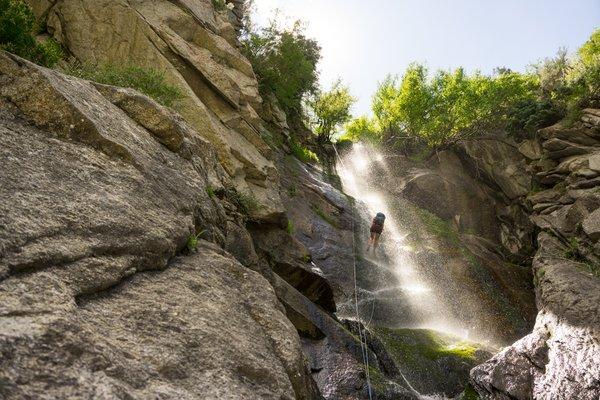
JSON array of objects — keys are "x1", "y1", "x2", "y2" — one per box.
[{"x1": 366, "y1": 212, "x2": 385, "y2": 253}]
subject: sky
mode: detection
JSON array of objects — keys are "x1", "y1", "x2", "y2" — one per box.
[{"x1": 251, "y1": 0, "x2": 600, "y2": 116}]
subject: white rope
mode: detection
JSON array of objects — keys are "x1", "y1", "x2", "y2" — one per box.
[{"x1": 334, "y1": 143, "x2": 373, "y2": 400}]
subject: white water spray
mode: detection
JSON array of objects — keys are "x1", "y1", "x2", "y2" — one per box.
[{"x1": 336, "y1": 142, "x2": 471, "y2": 339}]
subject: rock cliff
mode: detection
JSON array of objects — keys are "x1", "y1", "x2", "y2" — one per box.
[
  {"x1": 0, "y1": 1, "x2": 441, "y2": 399},
  {"x1": 1, "y1": 1, "x2": 598, "y2": 399},
  {"x1": 363, "y1": 110, "x2": 600, "y2": 399}
]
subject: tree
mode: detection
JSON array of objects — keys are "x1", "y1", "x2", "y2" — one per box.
[
  {"x1": 242, "y1": 19, "x2": 321, "y2": 115},
  {"x1": 578, "y1": 28, "x2": 600, "y2": 67},
  {"x1": 308, "y1": 80, "x2": 355, "y2": 142},
  {"x1": 364, "y1": 63, "x2": 539, "y2": 147},
  {"x1": 341, "y1": 115, "x2": 380, "y2": 143}
]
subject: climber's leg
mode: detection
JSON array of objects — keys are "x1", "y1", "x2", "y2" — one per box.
[
  {"x1": 367, "y1": 231, "x2": 376, "y2": 251},
  {"x1": 372, "y1": 233, "x2": 381, "y2": 250}
]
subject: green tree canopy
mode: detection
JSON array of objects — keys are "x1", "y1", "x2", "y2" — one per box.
[
  {"x1": 368, "y1": 64, "x2": 537, "y2": 146},
  {"x1": 242, "y1": 20, "x2": 321, "y2": 115},
  {"x1": 579, "y1": 28, "x2": 600, "y2": 67},
  {"x1": 340, "y1": 115, "x2": 380, "y2": 143},
  {"x1": 308, "y1": 80, "x2": 355, "y2": 142}
]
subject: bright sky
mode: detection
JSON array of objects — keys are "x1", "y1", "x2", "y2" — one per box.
[{"x1": 251, "y1": 0, "x2": 600, "y2": 116}]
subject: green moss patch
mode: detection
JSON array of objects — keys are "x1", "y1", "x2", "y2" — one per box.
[
  {"x1": 371, "y1": 327, "x2": 490, "y2": 397},
  {"x1": 374, "y1": 327, "x2": 479, "y2": 364}
]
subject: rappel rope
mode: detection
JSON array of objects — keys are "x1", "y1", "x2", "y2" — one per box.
[{"x1": 333, "y1": 144, "x2": 374, "y2": 400}]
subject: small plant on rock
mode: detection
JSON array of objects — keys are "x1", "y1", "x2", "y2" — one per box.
[
  {"x1": 290, "y1": 138, "x2": 319, "y2": 164},
  {"x1": 206, "y1": 185, "x2": 215, "y2": 197},
  {"x1": 286, "y1": 220, "x2": 294, "y2": 235},
  {"x1": 313, "y1": 206, "x2": 338, "y2": 228},
  {"x1": 564, "y1": 237, "x2": 583, "y2": 261},
  {"x1": 212, "y1": 0, "x2": 234, "y2": 12},
  {"x1": 229, "y1": 190, "x2": 261, "y2": 216},
  {"x1": 287, "y1": 184, "x2": 297, "y2": 197},
  {"x1": 186, "y1": 230, "x2": 205, "y2": 253}
]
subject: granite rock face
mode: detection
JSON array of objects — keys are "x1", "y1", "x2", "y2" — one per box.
[
  {"x1": 1, "y1": 244, "x2": 320, "y2": 400},
  {"x1": 0, "y1": 52, "x2": 320, "y2": 400},
  {"x1": 25, "y1": 0, "x2": 284, "y2": 222}
]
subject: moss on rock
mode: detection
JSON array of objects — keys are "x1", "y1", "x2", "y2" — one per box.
[{"x1": 372, "y1": 327, "x2": 492, "y2": 397}]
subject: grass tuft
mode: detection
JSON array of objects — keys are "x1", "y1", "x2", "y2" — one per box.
[
  {"x1": 229, "y1": 190, "x2": 261, "y2": 216},
  {"x1": 186, "y1": 230, "x2": 205, "y2": 253},
  {"x1": 62, "y1": 63, "x2": 184, "y2": 107},
  {"x1": 290, "y1": 139, "x2": 319, "y2": 164}
]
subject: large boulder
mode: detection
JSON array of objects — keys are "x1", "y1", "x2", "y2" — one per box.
[{"x1": 458, "y1": 139, "x2": 532, "y2": 200}]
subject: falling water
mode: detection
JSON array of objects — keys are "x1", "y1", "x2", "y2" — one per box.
[{"x1": 336, "y1": 142, "x2": 471, "y2": 339}]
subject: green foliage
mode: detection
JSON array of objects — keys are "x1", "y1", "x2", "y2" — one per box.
[
  {"x1": 354, "y1": 28, "x2": 600, "y2": 148},
  {"x1": 415, "y1": 208, "x2": 460, "y2": 245},
  {"x1": 206, "y1": 186, "x2": 215, "y2": 197},
  {"x1": 339, "y1": 115, "x2": 381, "y2": 143},
  {"x1": 369, "y1": 65, "x2": 538, "y2": 147},
  {"x1": 308, "y1": 80, "x2": 356, "y2": 142},
  {"x1": 506, "y1": 98, "x2": 563, "y2": 138},
  {"x1": 564, "y1": 237, "x2": 600, "y2": 278},
  {"x1": 290, "y1": 138, "x2": 319, "y2": 163},
  {"x1": 212, "y1": 0, "x2": 232, "y2": 12},
  {"x1": 460, "y1": 385, "x2": 482, "y2": 400},
  {"x1": 579, "y1": 28, "x2": 600, "y2": 67},
  {"x1": 186, "y1": 230, "x2": 205, "y2": 253},
  {"x1": 62, "y1": 63, "x2": 184, "y2": 107},
  {"x1": 287, "y1": 184, "x2": 297, "y2": 197},
  {"x1": 565, "y1": 237, "x2": 583, "y2": 261},
  {"x1": 286, "y1": 219, "x2": 294, "y2": 235},
  {"x1": 373, "y1": 327, "x2": 480, "y2": 368},
  {"x1": 0, "y1": 0, "x2": 62, "y2": 67},
  {"x1": 242, "y1": 19, "x2": 321, "y2": 115}
]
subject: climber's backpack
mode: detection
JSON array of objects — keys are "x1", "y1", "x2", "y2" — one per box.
[{"x1": 374, "y1": 212, "x2": 386, "y2": 225}]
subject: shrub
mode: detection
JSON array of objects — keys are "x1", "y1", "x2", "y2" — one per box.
[
  {"x1": 242, "y1": 19, "x2": 321, "y2": 115},
  {"x1": 0, "y1": 0, "x2": 62, "y2": 67},
  {"x1": 339, "y1": 116, "x2": 381, "y2": 143},
  {"x1": 290, "y1": 138, "x2": 319, "y2": 163},
  {"x1": 62, "y1": 63, "x2": 184, "y2": 107},
  {"x1": 506, "y1": 98, "x2": 563, "y2": 138},
  {"x1": 229, "y1": 190, "x2": 260, "y2": 216},
  {"x1": 212, "y1": 0, "x2": 233, "y2": 12},
  {"x1": 307, "y1": 80, "x2": 355, "y2": 142}
]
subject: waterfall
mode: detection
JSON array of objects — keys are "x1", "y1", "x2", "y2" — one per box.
[{"x1": 335, "y1": 142, "x2": 472, "y2": 340}]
